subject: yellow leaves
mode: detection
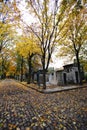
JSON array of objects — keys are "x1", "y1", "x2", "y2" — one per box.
[
  {"x1": 6, "y1": 62, "x2": 16, "y2": 76},
  {"x1": 81, "y1": 107, "x2": 87, "y2": 112},
  {"x1": 8, "y1": 65, "x2": 16, "y2": 72},
  {"x1": 8, "y1": 123, "x2": 17, "y2": 130},
  {"x1": 0, "y1": 22, "x2": 15, "y2": 47},
  {"x1": 16, "y1": 35, "x2": 41, "y2": 58},
  {"x1": 0, "y1": 22, "x2": 9, "y2": 34},
  {"x1": 13, "y1": 0, "x2": 18, "y2": 12}
]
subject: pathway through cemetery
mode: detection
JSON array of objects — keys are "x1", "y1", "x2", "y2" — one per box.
[{"x1": 0, "y1": 79, "x2": 87, "y2": 130}]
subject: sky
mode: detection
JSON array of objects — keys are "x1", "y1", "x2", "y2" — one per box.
[{"x1": 18, "y1": 1, "x2": 36, "y2": 25}]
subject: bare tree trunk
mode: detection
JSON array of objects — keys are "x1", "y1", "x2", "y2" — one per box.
[
  {"x1": 43, "y1": 68, "x2": 46, "y2": 89},
  {"x1": 27, "y1": 56, "x2": 32, "y2": 84},
  {"x1": 42, "y1": 54, "x2": 46, "y2": 89},
  {"x1": 20, "y1": 56, "x2": 23, "y2": 82},
  {"x1": 76, "y1": 52, "x2": 82, "y2": 85}
]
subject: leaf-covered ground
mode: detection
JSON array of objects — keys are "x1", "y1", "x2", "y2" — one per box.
[{"x1": 0, "y1": 79, "x2": 87, "y2": 130}]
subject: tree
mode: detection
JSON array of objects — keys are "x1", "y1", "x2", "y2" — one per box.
[
  {"x1": 0, "y1": 47, "x2": 11, "y2": 78},
  {"x1": 23, "y1": 0, "x2": 70, "y2": 88},
  {"x1": 0, "y1": 1, "x2": 24, "y2": 79},
  {"x1": 0, "y1": 0, "x2": 20, "y2": 23},
  {"x1": 16, "y1": 34, "x2": 40, "y2": 83},
  {"x1": 0, "y1": 21, "x2": 14, "y2": 52},
  {"x1": 0, "y1": 0, "x2": 20, "y2": 52},
  {"x1": 14, "y1": 52, "x2": 23, "y2": 81},
  {"x1": 58, "y1": 1, "x2": 87, "y2": 84}
]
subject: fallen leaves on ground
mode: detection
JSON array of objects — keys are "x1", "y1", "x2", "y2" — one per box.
[{"x1": 0, "y1": 79, "x2": 87, "y2": 130}]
